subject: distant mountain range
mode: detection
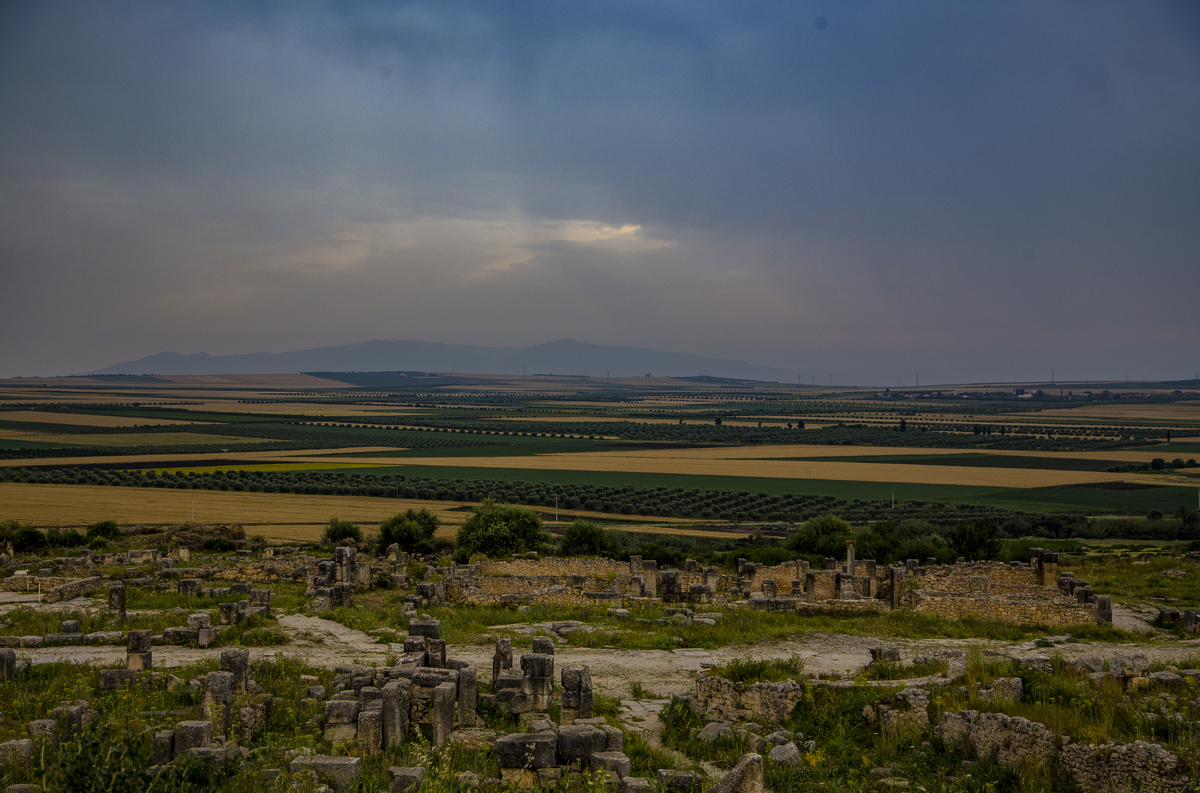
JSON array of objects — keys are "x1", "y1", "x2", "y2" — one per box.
[{"x1": 88, "y1": 339, "x2": 798, "y2": 382}]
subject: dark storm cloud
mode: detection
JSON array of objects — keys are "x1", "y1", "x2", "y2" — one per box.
[{"x1": 1, "y1": 1, "x2": 1198, "y2": 382}]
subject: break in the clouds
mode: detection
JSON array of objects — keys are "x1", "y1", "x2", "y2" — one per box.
[{"x1": 1, "y1": 1, "x2": 1198, "y2": 384}]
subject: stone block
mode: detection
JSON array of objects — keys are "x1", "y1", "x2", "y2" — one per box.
[
  {"x1": 59, "y1": 620, "x2": 81, "y2": 634},
  {"x1": 494, "y1": 732, "x2": 558, "y2": 769},
  {"x1": 127, "y1": 629, "x2": 152, "y2": 654},
  {"x1": 520, "y1": 653, "x2": 553, "y2": 679},
  {"x1": 407, "y1": 619, "x2": 442, "y2": 640},
  {"x1": 27, "y1": 720, "x2": 56, "y2": 742},
  {"x1": 217, "y1": 602, "x2": 239, "y2": 625},
  {"x1": 163, "y1": 627, "x2": 198, "y2": 645},
  {"x1": 388, "y1": 766, "x2": 426, "y2": 793},
  {"x1": 290, "y1": 755, "x2": 361, "y2": 792},
  {"x1": 173, "y1": 721, "x2": 212, "y2": 757},
  {"x1": 562, "y1": 664, "x2": 592, "y2": 692},
  {"x1": 324, "y1": 699, "x2": 361, "y2": 725},
  {"x1": 531, "y1": 636, "x2": 554, "y2": 655},
  {"x1": 0, "y1": 739, "x2": 33, "y2": 769},
  {"x1": 0, "y1": 649, "x2": 14, "y2": 682},
  {"x1": 152, "y1": 730, "x2": 174, "y2": 765},
  {"x1": 98, "y1": 669, "x2": 139, "y2": 690},
  {"x1": 202, "y1": 671, "x2": 234, "y2": 731},
  {"x1": 219, "y1": 648, "x2": 251, "y2": 693},
  {"x1": 619, "y1": 778, "x2": 653, "y2": 793},
  {"x1": 358, "y1": 709, "x2": 383, "y2": 754},
  {"x1": 187, "y1": 613, "x2": 211, "y2": 630},
  {"x1": 432, "y1": 682, "x2": 456, "y2": 746},
  {"x1": 657, "y1": 770, "x2": 703, "y2": 793},
  {"x1": 559, "y1": 725, "x2": 608, "y2": 762},
  {"x1": 382, "y1": 679, "x2": 411, "y2": 749},
  {"x1": 426, "y1": 638, "x2": 446, "y2": 669},
  {"x1": 590, "y1": 751, "x2": 632, "y2": 781},
  {"x1": 197, "y1": 628, "x2": 216, "y2": 649},
  {"x1": 127, "y1": 651, "x2": 152, "y2": 671},
  {"x1": 458, "y1": 666, "x2": 477, "y2": 727},
  {"x1": 711, "y1": 753, "x2": 763, "y2": 793}
]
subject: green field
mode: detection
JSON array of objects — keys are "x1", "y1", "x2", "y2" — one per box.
[
  {"x1": 786, "y1": 453, "x2": 1121, "y2": 471},
  {"x1": 313, "y1": 463, "x2": 1002, "y2": 501},
  {"x1": 1139, "y1": 442, "x2": 1200, "y2": 455},
  {"x1": 953, "y1": 482, "x2": 1200, "y2": 513}
]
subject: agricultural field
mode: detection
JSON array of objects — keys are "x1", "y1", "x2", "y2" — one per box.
[{"x1": 2, "y1": 373, "x2": 1199, "y2": 531}]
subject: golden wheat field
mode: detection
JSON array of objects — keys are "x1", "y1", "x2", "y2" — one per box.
[
  {"x1": 0, "y1": 483, "x2": 700, "y2": 542},
  {"x1": 996, "y1": 402, "x2": 1200, "y2": 424},
  {"x1": 275, "y1": 451, "x2": 1121, "y2": 488},
  {"x1": 0, "y1": 410, "x2": 208, "y2": 427},
  {"x1": 0, "y1": 447, "x2": 400, "y2": 469},
  {"x1": 0, "y1": 430, "x2": 278, "y2": 448}
]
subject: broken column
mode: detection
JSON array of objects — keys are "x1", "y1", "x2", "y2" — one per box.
[
  {"x1": 126, "y1": 629, "x2": 152, "y2": 671},
  {"x1": 220, "y1": 648, "x2": 251, "y2": 693},
  {"x1": 561, "y1": 664, "x2": 593, "y2": 725},
  {"x1": 382, "y1": 679, "x2": 411, "y2": 748},
  {"x1": 642, "y1": 560, "x2": 657, "y2": 597},
  {"x1": 492, "y1": 637, "x2": 513, "y2": 681},
  {"x1": 0, "y1": 649, "x2": 14, "y2": 682},
  {"x1": 458, "y1": 666, "x2": 477, "y2": 727},
  {"x1": 203, "y1": 671, "x2": 234, "y2": 734},
  {"x1": 431, "y1": 682, "x2": 456, "y2": 746},
  {"x1": 107, "y1": 584, "x2": 126, "y2": 621},
  {"x1": 521, "y1": 653, "x2": 553, "y2": 713}
]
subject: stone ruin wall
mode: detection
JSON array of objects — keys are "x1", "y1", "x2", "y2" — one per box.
[
  {"x1": 478, "y1": 558, "x2": 627, "y2": 578},
  {"x1": 907, "y1": 592, "x2": 1098, "y2": 627},
  {"x1": 937, "y1": 710, "x2": 1192, "y2": 793}
]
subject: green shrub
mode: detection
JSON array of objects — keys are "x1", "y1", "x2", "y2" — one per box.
[
  {"x1": 47, "y1": 527, "x2": 86, "y2": 548},
  {"x1": 455, "y1": 500, "x2": 546, "y2": 558},
  {"x1": 378, "y1": 508, "x2": 439, "y2": 554},
  {"x1": 201, "y1": 537, "x2": 236, "y2": 553},
  {"x1": 85, "y1": 520, "x2": 121, "y2": 540},
  {"x1": 321, "y1": 516, "x2": 363, "y2": 547},
  {"x1": 11, "y1": 526, "x2": 45, "y2": 553},
  {"x1": 785, "y1": 514, "x2": 851, "y2": 558},
  {"x1": 559, "y1": 521, "x2": 609, "y2": 557}
]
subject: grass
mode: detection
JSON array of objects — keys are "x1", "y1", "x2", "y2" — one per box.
[
  {"x1": 316, "y1": 601, "x2": 1142, "y2": 654},
  {"x1": 1061, "y1": 554, "x2": 1200, "y2": 606},
  {"x1": 862, "y1": 657, "x2": 949, "y2": 680},
  {"x1": 953, "y1": 482, "x2": 1200, "y2": 513},
  {"x1": 706, "y1": 654, "x2": 807, "y2": 684}
]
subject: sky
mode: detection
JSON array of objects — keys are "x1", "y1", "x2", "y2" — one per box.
[{"x1": 1, "y1": 1, "x2": 1198, "y2": 385}]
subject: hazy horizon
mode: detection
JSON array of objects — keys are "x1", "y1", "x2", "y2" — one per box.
[{"x1": 2, "y1": 2, "x2": 1198, "y2": 384}]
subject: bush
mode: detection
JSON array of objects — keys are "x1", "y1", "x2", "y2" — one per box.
[
  {"x1": 12, "y1": 526, "x2": 46, "y2": 553},
  {"x1": 201, "y1": 537, "x2": 236, "y2": 552},
  {"x1": 322, "y1": 517, "x2": 363, "y2": 547},
  {"x1": 85, "y1": 520, "x2": 121, "y2": 540},
  {"x1": 47, "y1": 527, "x2": 86, "y2": 548},
  {"x1": 456, "y1": 500, "x2": 546, "y2": 558},
  {"x1": 377, "y1": 508, "x2": 440, "y2": 554},
  {"x1": 785, "y1": 514, "x2": 851, "y2": 558},
  {"x1": 559, "y1": 521, "x2": 609, "y2": 557}
]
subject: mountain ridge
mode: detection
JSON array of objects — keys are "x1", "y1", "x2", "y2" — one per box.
[{"x1": 88, "y1": 338, "x2": 799, "y2": 382}]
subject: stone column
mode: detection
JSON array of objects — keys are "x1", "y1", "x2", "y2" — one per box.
[
  {"x1": 846, "y1": 540, "x2": 856, "y2": 575},
  {"x1": 382, "y1": 679, "x2": 411, "y2": 748},
  {"x1": 127, "y1": 629, "x2": 152, "y2": 671},
  {"x1": 203, "y1": 671, "x2": 234, "y2": 734},
  {"x1": 220, "y1": 648, "x2": 250, "y2": 693},
  {"x1": 458, "y1": 666, "x2": 477, "y2": 727},
  {"x1": 108, "y1": 584, "x2": 126, "y2": 621},
  {"x1": 431, "y1": 682, "x2": 457, "y2": 746},
  {"x1": 492, "y1": 637, "x2": 513, "y2": 681}
]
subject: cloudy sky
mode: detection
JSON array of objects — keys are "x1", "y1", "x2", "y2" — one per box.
[{"x1": 2, "y1": 1, "x2": 1198, "y2": 384}]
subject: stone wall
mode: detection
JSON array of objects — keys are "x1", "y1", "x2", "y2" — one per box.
[
  {"x1": 937, "y1": 710, "x2": 1192, "y2": 793},
  {"x1": 907, "y1": 591, "x2": 1098, "y2": 627},
  {"x1": 694, "y1": 673, "x2": 807, "y2": 724},
  {"x1": 935, "y1": 709, "x2": 1057, "y2": 767},
  {"x1": 1059, "y1": 740, "x2": 1193, "y2": 793},
  {"x1": 479, "y1": 558, "x2": 627, "y2": 578}
]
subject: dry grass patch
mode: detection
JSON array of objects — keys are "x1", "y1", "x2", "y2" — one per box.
[{"x1": 0, "y1": 410, "x2": 208, "y2": 427}]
